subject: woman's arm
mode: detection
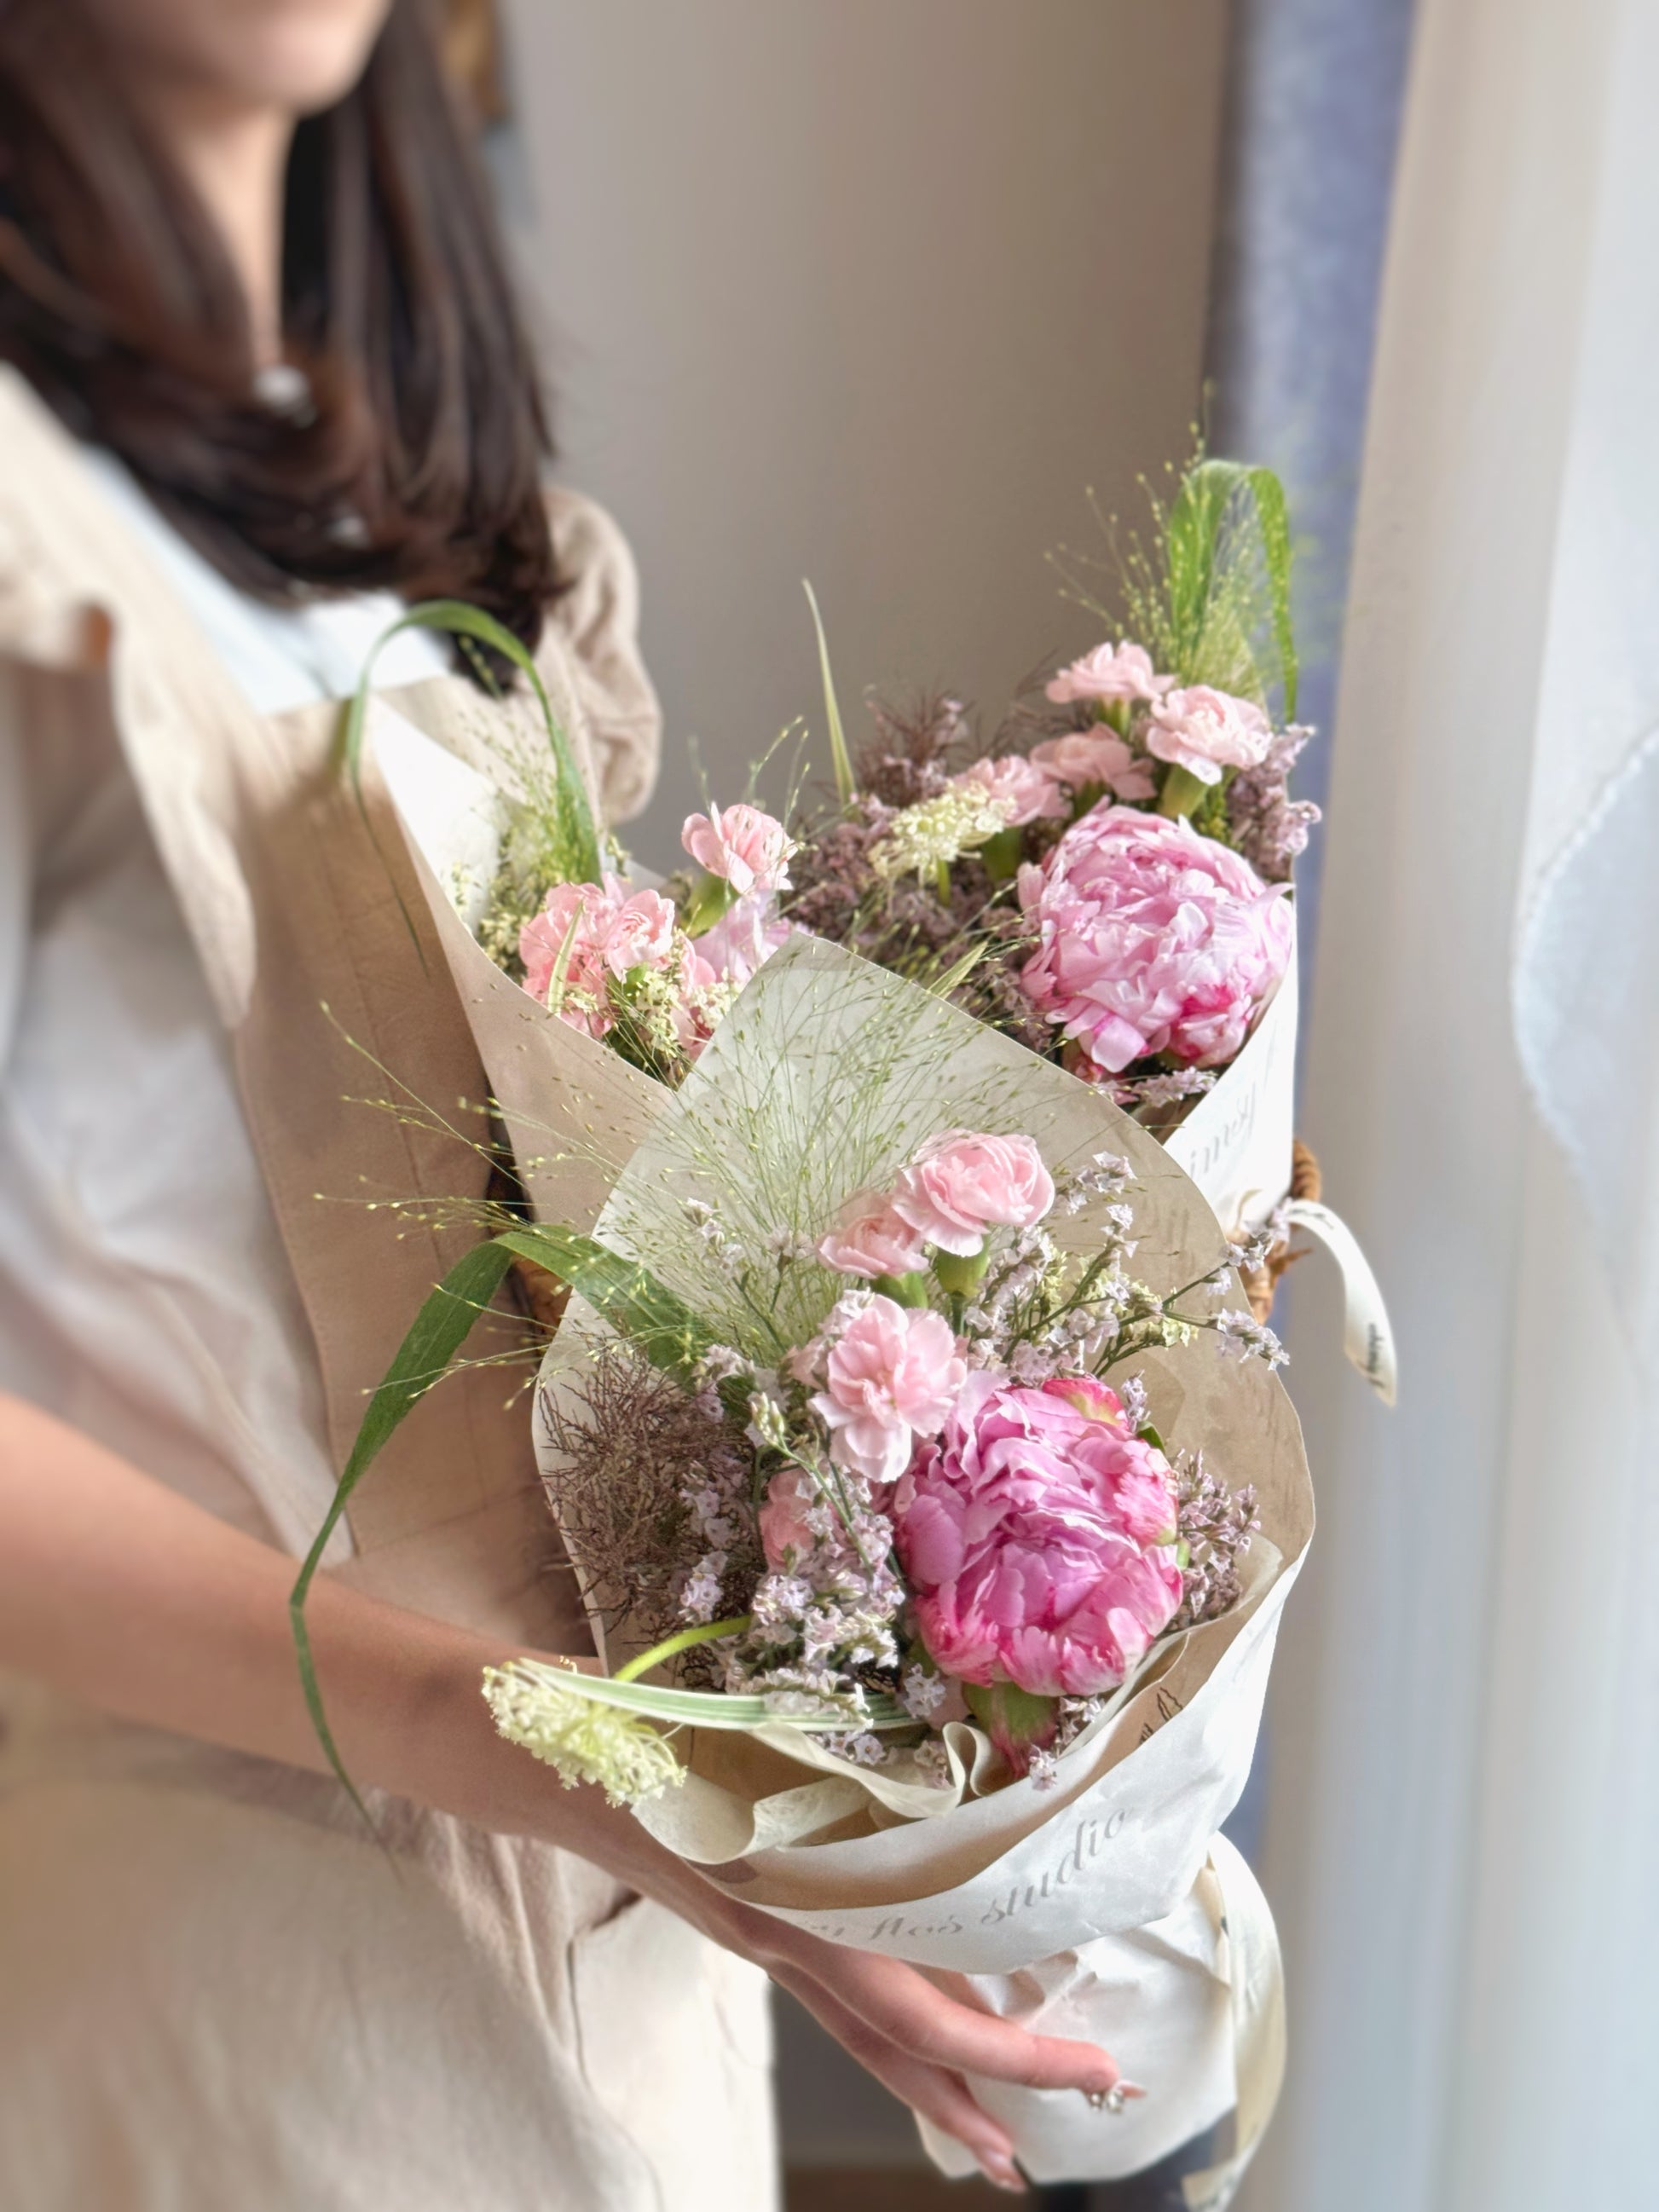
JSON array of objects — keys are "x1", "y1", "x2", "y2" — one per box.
[{"x1": 0, "y1": 1391, "x2": 1124, "y2": 2190}]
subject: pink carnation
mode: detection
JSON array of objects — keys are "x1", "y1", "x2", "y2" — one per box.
[
  {"x1": 519, "y1": 875, "x2": 679, "y2": 1035},
  {"x1": 1045, "y1": 641, "x2": 1171, "y2": 707},
  {"x1": 693, "y1": 890, "x2": 794, "y2": 990},
  {"x1": 957, "y1": 754, "x2": 1067, "y2": 829},
  {"x1": 893, "y1": 1371, "x2": 1183, "y2": 1698},
  {"x1": 681, "y1": 802, "x2": 797, "y2": 896},
  {"x1": 818, "y1": 1192, "x2": 929, "y2": 1281},
  {"x1": 1017, "y1": 807, "x2": 1292, "y2": 1073},
  {"x1": 1030, "y1": 731, "x2": 1158, "y2": 804},
  {"x1": 810, "y1": 1297, "x2": 967, "y2": 1485},
  {"x1": 1144, "y1": 684, "x2": 1273, "y2": 786},
  {"x1": 892, "y1": 1130, "x2": 1056, "y2": 1259},
  {"x1": 759, "y1": 1465, "x2": 821, "y2": 1570}
]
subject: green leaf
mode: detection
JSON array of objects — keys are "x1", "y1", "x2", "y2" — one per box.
[
  {"x1": 492, "y1": 1224, "x2": 718, "y2": 1383},
  {"x1": 338, "y1": 599, "x2": 604, "y2": 890},
  {"x1": 802, "y1": 580, "x2": 858, "y2": 805},
  {"x1": 290, "y1": 1224, "x2": 718, "y2": 1805},
  {"x1": 494, "y1": 1656, "x2": 910, "y2": 1732}
]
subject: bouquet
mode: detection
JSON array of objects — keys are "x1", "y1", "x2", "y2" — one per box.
[
  {"x1": 350, "y1": 454, "x2": 1390, "y2": 1395},
  {"x1": 298, "y1": 936, "x2": 1312, "y2": 2195}
]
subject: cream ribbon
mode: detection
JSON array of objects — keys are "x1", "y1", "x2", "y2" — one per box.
[{"x1": 1283, "y1": 1197, "x2": 1398, "y2": 1405}]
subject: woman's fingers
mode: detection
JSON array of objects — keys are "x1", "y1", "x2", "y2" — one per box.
[
  {"x1": 778, "y1": 1935, "x2": 1119, "y2": 2099},
  {"x1": 772, "y1": 1964, "x2": 1026, "y2": 2194}
]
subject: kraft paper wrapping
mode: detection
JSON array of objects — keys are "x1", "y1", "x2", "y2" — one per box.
[
  {"x1": 367, "y1": 691, "x2": 1304, "y2": 1241},
  {"x1": 367, "y1": 700, "x2": 668, "y2": 1232},
  {"x1": 369, "y1": 711, "x2": 1314, "y2": 2190}
]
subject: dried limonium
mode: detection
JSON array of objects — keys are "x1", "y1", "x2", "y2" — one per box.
[
  {"x1": 1225, "y1": 724, "x2": 1321, "y2": 884},
  {"x1": 535, "y1": 1344, "x2": 763, "y2": 1664},
  {"x1": 1170, "y1": 1449, "x2": 1259, "y2": 1632}
]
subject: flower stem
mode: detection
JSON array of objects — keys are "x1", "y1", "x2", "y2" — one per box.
[
  {"x1": 1156, "y1": 764, "x2": 1207, "y2": 820},
  {"x1": 933, "y1": 1247, "x2": 990, "y2": 1297},
  {"x1": 980, "y1": 827, "x2": 1023, "y2": 884},
  {"x1": 614, "y1": 1615, "x2": 753, "y2": 1684}
]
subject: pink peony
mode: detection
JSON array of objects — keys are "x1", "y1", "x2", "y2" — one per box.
[
  {"x1": 893, "y1": 1371, "x2": 1183, "y2": 1698},
  {"x1": 759, "y1": 1465, "x2": 821, "y2": 1570},
  {"x1": 1030, "y1": 731, "x2": 1158, "y2": 804},
  {"x1": 818, "y1": 1191, "x2": 930, "y2": 1281},
  {"x1": 518, "y1": 875, "x2": 679, "y2": 1033},
  {"x1": 1017, "y1": 806, "x2": 1292, "y2": 1073},
  {"x1": 891, "y1": 1130, "x2": 1056, "y2": 1259},
  {"x1": 693, "y1": 890, "x2": 794, "y2": 990},
  {"x1": 1045, "y1": 641, "x2": 1171, "y2": 707},
  {"x1": 811, "y1": 1297, "x2": 968, "y2": 1485},
  {"x1": 1143, "y1": 684, "x2": 1273, "y2": 786},
  {"x1": 957, "y1": 754, "x2": 1067, "y2": 829},
  {"x1": 681, "y1": 802, "x2": 797, "y2": 896}
]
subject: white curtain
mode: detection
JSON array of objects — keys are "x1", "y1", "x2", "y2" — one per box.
[{"x1": 1245, "y1": 0, "x2": 1659, "y2": 2206}]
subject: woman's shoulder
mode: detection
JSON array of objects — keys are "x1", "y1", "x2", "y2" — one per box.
[
  {"x1": 540, "y1": 483, "x2": 661, "y2": 827},
  {"x1": 0, "y1": 367, "x2": 117, "y2": 675}
]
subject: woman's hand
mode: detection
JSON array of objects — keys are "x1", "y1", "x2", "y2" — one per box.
[
  {"x1": 407, "y1": 1641, "x2": 1126, "y2": 2194},
  {"x1": 0, "y1": 1391, "x2": 1124, "y2": 2192},
  {"x1": 688, "y1": 1884, "x2": 1124, "y2": 2193}
]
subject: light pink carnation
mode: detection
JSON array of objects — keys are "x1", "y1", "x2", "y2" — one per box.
[
  {"x1": 957, "y1": 754, "x2": 1067, "y2": 829},
  {"x1": 811, "y1": 1297, "x2": 967, "y2": 1485},
  {"x1": 1017, "y1": 807, "x2": 1292, "y2": 1073},
  {"x1": 758, "y1": 1465, "x2": 821, "y2": 1570},
  {"x1": 1045, "y1": 641, "x2": 1171, "y2": 707},
  {"x1": 893, "y1": 1371, "x2": 1183, "y2": 1698},
  {"x1": 891, "y1": 1130, "x2": 1056, "y2": 1259},
  {"x1": 519, "y1": 875, "x2": 679, "y2": 1033},
  {"x1": 601, "y1": 886, "x2": 679, "y2": 973},
  {"x1": 693, "y1": 890, "x2": 794, "y2": 990},
  {"x1": 681, "y1": 802, "x2": 797, "y2": 896},
  {"x1": 1030, "y1": 731, "x2": 1158, "y2": 804},
  {"x1": 1143, "y1": 684, "x2": 1273, "y2": 786},
  {"x1": 818, "y1": 1191, "x2": 929, "y2": 1281}
]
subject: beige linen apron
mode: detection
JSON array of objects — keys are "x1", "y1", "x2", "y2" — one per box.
[{"x1": 0, "y1": 368, "x2": 777, "y2": 2212}]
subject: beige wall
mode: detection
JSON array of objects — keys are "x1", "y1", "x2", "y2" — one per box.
[{"x1": 504, "y1": 0, "x2": 1230, "y2": 854}]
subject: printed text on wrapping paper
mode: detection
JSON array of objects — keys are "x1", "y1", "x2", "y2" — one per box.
[{"x1": 801, "y1": 1809, "x2": 1130, "y2": 1943}]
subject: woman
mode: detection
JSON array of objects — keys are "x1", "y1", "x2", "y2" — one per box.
[{"x1": 0, "y1": 3, "x2": 1124, "y2": 2205}]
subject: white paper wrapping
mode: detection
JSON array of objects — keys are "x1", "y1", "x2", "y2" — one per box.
[{"x1": 1165, "y1": 948, "x2": 1298, "y2": 1239}]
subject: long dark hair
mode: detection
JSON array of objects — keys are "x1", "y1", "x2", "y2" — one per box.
[{"x1": 0, "y1": 0, "x2": 559, "y2": 653}]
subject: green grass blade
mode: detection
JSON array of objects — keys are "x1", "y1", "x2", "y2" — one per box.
[
  {"x1": 338, "y1": 599, "x2": 604, "y2": 888},
  {"x1": 1238, "y1": 462, "x2": 1298, "y2": 719},
  {"x1": 1163, "y1": 458, "x2": 1298, "y2": 719},
  {"x1": 291, "y1": 1223, "x2": 722, "y2": 1805},
  {"x1": 288, "y1": 1237, "x2": 520, "y2": 1816},
  {"x1": 490, "y1": 1224, "x2": 718, "y2": 1383},
  {"x1": 802, "y1": 580, "x2": 858, "y2": 805}
]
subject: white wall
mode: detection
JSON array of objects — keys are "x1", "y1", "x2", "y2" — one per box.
[
  {"x1": 503, "y1": 0, "x2": 1230, "y2": 854},
  {"x1": 500, "y1": 0, "x2": 1231, "y2": 2169}
]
